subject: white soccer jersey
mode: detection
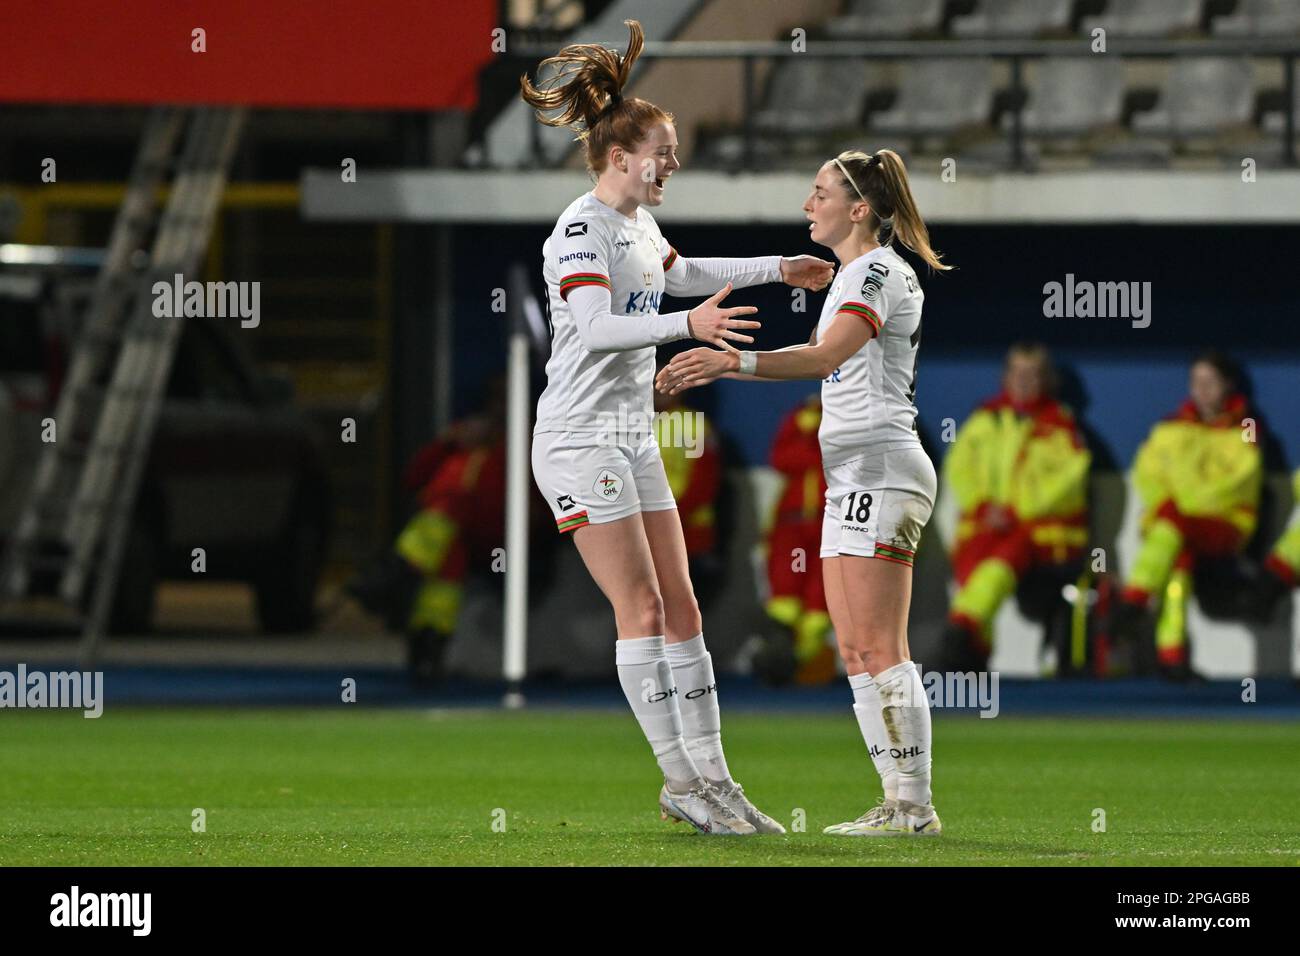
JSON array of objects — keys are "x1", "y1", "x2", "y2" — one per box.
[
  {"x1": 814, "y1": 244, "x2": 924, "y2": 466},
  {"x1": 535, "y1": 191, "x2": 779, "y2": 437},
  {"x1": 536, "y1": 193, "x2": 682, "y2": 437}
]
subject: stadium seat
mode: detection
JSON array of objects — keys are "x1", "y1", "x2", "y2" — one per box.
[
  {"x1": 1131, "y1": 58, "x2": 1255, "y2": 139},
  {"x1": 869, "y1": 59, "x2": 995, "y2": 138},
  {"x1": 1005, "y1": 57, "x2": 1127, "y2": 138},
  {"x1": 825, "y1": 0, "x2": 945, "y2": 39},
  {"x1": 1212, "y1": 0, "x2": 1300, "y2": 36},
  {"x1": 1262, "y1": 77, "x2": 1300, "y2": 135},
  {"x1": 952, "y1": 0, "x2": 1074, "y2": 38},
  {"x1": 1082, "y1": 0, "x2": 1203, "y2": 37},
  {"x1": 753, "y1": 58, "x2": 870, "y2": 136}
]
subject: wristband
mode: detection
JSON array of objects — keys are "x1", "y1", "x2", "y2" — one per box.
[{"x1": 738, "y1": 351, "x2": 758, "y2": 376}]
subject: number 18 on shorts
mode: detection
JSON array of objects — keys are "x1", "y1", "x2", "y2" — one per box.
[{"x1": 819, "y1": 443, "x2": 937, "y2": 566}]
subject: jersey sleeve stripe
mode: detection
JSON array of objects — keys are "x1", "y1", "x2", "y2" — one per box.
[
  {"x1": 559, "y1": 273, "x2": 611, "y2": 300},
  {"x1": 836, "y1": 301, "x2": 881, "y2": 333},
  {"x1": 662, "y1": 247, "x2": 678, "y2": 272}
]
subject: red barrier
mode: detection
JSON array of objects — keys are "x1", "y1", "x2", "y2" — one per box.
[{"x1": 0, "y1": 0, "x2": 496, "y2": 109}]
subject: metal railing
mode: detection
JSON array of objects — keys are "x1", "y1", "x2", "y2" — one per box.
[{"x1": 511, "y1": 36, "x2": 1300, "y2": 169}]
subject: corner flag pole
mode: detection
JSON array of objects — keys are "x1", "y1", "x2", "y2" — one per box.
[{"x1": 502, "y1": 265, "x2": 533, "y2": 708}]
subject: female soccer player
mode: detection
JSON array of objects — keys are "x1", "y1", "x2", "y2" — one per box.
[
  {"x1": 658, "y1": 149, "x2": 950, "y2": 836},
  {"x1": 521, "y1": 20, "x2": 834, "y2": 835}
]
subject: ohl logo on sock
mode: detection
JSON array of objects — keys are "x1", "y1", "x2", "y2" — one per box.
[{"x1": 684, "y1": 683, "x2": 716, "y2": 700}]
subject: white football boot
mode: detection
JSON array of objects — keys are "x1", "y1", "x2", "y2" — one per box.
[
  {"x1": 659, "y1": 781, "x2": 757, "y2": 835},
  {"x1": 822, "y1": 797, "x2": 897, "y2": 835},
  {"x1": 826, "y1": 800, "x2": 942, "y2": 837},
  {"x1": 711, "y1": 780, "x2": 786, "y2": 834}
]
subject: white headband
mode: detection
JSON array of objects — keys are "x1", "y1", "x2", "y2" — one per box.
[{"x1": 833, "y1": 156, "x2": 892, "y2": 225}]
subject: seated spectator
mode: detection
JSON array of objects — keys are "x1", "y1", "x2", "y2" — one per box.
[
  {"x1": 937, "y1": 343, "x2": 1091, "y2": 672},
  {"x1": 1114, "y1": 351, "x2": 1262, "y2": 682},
  {"x1": 389, "y1": 382, "x2": 508, "y2": 685},
  {"x1": 1253, "y1": 469, "x2": 1300, "y2": 612}
]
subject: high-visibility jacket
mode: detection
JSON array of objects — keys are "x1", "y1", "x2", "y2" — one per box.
[
  {"x1": 413, "y1": 439, "x2": 507, "y2": 559},
  {"x1": 1132, "y1": 394, "x2": 1261, "y2": 540},
  {"x1": 656, "y1": 411, "x2": 720, "y2": 556},
  {"x1": 770, "y1": 396, "x2": 827, "y2": 524},
  {"x1": 944, "y1": 392, "x2": 1090, "y2": 557},
  {"x1": 1265, "y1": 470, "x2": 1300, "y2": 585}
]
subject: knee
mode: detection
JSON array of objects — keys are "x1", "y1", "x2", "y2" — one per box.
[
  {"x1": 837, "y1": 642, "x2": 865, "y2": 672},
  {"x1": 838, "y1": 625, "x2": 897, "y2": 671},
  {"x1": 666, "y1": 591, "x2": 701, "y2": 632},
  {"x1": 627, "y1": 585, "x2": 665, "y2": 636}
]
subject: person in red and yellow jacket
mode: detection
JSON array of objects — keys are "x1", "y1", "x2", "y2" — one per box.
[
  {"x1": 653, "y1": 387, "x2": 721, "y2": 560},
  {"x1": 395, "y1": 387, "x2": 508, "y2": 684},
  {"x1": 938, "y1": 343, "x2": 1091, "y2": 671},
  {"x1": 1115, "y1": 351, "x2": 1262, "y2": 681},
  {"x1": 764, "y1": 394, "x2": 835, "y2": 683},
  {"x1": 1257, "y1": 470, "x2": 1300, "y2": 608}
]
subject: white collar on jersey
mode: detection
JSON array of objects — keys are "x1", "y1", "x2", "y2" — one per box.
[{"x1": 584, "y1": 191, "x2": 643, "y2": 225}]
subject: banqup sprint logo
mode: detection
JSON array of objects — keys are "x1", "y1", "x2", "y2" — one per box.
[
  {"x1": 0, "y1": 664, "x2": 103, "y2": 718},
  {"x1": 50, "y1": 886, "x2": 151, "y2": 936}
]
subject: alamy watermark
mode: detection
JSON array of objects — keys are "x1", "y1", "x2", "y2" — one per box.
[
  {"x1": 0, "y1": 664, "x2": 103, "y2": 718},
  {"x1": 50, "y1": 886, "x2": 150, "y2": 936},
  {"x1": 595, "y1": 405, "x2": 705, "y2": 458},
  {"x1": 918, "y1": 668, "x2": 1000, "y2": 718},
  {"x1": 152, "y1": 272, "x2": 260, "y2": 328},
  {"x1": 1042, "y1": 273, "x2": 1151, "y2": 329}
]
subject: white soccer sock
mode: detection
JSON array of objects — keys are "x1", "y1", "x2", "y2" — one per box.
[
  {"x1": 665, "y1": 633, "x2": 732, "y2": 786},
  {"x1": 873, "y1": 660, "x2": 933, "y2": 810},
  {"x1": 616, "y1": 635, "x2": 701, "y2": 791},
  {"x1": 848, "y1": 671, "x2": 899, "y2": 802}
]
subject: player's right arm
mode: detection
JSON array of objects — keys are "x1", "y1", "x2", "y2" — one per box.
[
  {"x1": 567, "y1": 282, "x2": 761, "y2": 354},
  {"x1": 554, "y1": 219, "x2": 760, "y2": 353}
]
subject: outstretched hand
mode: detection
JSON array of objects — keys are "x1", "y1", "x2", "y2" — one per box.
[
  {"x1": 780, "y1": 255, "x2": 835, "y2": 291},
  {"x1": 655, "y1": 347, "x2": 738, "y2": 395},
  {"x1": 686, "y1": 282, "x2": 761, "y2": 351}
]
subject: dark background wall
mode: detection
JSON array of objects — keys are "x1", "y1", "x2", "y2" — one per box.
[{"x1": 445, "y1": 221, "x2": 1300, "y2": 470}]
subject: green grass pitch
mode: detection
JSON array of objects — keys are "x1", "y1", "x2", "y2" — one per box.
[{"x1": 2, "y1": 708, "x2": 1297, "y2": 866}]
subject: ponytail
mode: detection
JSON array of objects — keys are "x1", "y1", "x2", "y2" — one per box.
[
  {"x1": 519, "y1": 20, "x2": 673, "y2": 176},
  {"x1": 831, "y1": 148, "x2": 951, "y2": 272}
]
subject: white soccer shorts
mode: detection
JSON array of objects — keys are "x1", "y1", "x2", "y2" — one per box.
[
  {"x1": 820, "y1": 441, "x2": 937, "y2": 566},
  {"x1": 532, "y1": 430, "x2": 677, "y2": 534}
]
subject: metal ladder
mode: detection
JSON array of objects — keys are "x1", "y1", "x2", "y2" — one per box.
[{"x1": 0, "y1": 107, "x2": 246, "y2": 662}]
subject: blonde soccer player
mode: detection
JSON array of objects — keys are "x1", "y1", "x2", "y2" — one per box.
[
  {"x1": 521, "y1": 20, "x2": 834, "y2": 835},
  {"x1": 658, "y1": 149, "x2": 950, "y2": 836}
]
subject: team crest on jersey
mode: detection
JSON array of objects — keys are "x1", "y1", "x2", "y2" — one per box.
[
  {"x1": 592, "y1": 470, "x2": 624, "y2": 502},
  {"x1": 565, "y1": 221, "x2": 588, "y2": 238}
]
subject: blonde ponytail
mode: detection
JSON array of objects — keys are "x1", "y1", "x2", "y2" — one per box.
[{"x1": 831, "y1": 148, "x2": 951, "y2": 272}]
